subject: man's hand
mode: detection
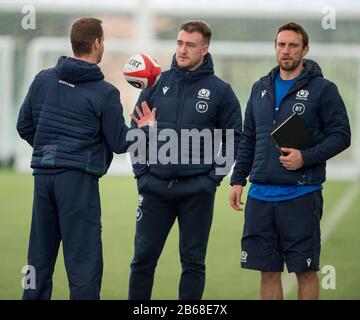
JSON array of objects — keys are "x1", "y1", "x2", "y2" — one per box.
[
  {"x1": 130, "y1": 101, "x2": 157, "y2": 128},
  {"x1": 279, "y1": 147, "x2": 304, "y2": 170},
  {"x1": 230, "y1": 185, "x2": 244, "y2": 212}
]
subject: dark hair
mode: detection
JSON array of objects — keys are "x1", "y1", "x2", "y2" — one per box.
[
  {"x1": 275, "y1": 22, "x2": 309, "y2": 48},
  {"x1": 179, "y1": 20, "x2": 212, "y2": 44},
  {"x1": 70, "y1": 17, "x2": 103, "y2": 56}
]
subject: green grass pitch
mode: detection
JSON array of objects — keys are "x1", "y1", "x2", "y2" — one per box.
[{"x1": 0, "y1": 169, "x2": 359, "y2": 299}]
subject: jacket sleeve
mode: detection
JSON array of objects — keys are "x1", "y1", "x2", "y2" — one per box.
[
  {"x1": 16, "y1": 81, "x2": 35, "y2": 147},
  {"x1": 208, "y1": 84, "x2": 242, "y2": 186},
  {"x1": 129, "y1": 89, "x2": 151, "y2": 178},
  {"x1": 230, "y1": 85, "x2": 257, "y2": 186},
  {"x1": 301, "y1": 82, "x2": 351, "y2": 167},
  {"x1": 101, "y1": 88, "x2": 130, "y2": 154}
]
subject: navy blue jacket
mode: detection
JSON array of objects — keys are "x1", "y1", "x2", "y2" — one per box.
[
  {"x1": 131, "y1": 54, "x2": 242, "y2": 185},
  {"x1": 231, "y1": 59, "x2": 351, "y2": 186},
  {"x1": 17, "y1": 56, "x2": 129, "y2": 176}
]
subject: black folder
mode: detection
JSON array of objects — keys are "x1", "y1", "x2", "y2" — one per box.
[{"x1": 271, "y1": 113, "x2": 315, "y2": 151}]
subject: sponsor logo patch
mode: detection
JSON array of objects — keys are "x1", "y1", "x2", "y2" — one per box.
[
  {"x1": 292, "y1": 102, "x2": 306, "y2": 115},
  {"x1": 196, "y1": 101, "x2": 208, "y2": 113}
]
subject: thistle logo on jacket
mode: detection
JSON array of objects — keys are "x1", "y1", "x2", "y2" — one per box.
[
  {"x1": 296, "y1": 89, "x2": 309, "y2": 100},
  {"x1": 197, "y1": 88, "x2": 210, "y2": 99}
]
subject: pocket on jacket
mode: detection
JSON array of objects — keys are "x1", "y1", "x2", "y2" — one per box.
[{"x1": 40, "y1": 145, "x2": 57, "y2": 167}]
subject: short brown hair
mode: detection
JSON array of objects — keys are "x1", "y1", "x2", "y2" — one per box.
[
  {"x1": 71, "y1": 17, "x2": 103, "y2": 56},
  {"x1": 275, "y1": 22, "x2": 309, "y2": 48},
  {"x1": 179, "y1": 20, "x2": 212, "y2": 45}
]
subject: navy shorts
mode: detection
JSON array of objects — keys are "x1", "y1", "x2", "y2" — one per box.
[{"x1": 241, "y1": 190, "x2": 323, "y2": 273}]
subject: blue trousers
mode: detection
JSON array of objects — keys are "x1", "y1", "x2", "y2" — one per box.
[
  {"x1": 128, "y1": 173, "x2": 216, "y2": 300},
  {"x1": 22, "y1": 170, "x2": 103, "y2": 300}
]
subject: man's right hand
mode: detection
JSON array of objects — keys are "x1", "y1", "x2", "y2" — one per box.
[
  {"x1": 130, "y1": 101, "x2": 157, "y2": 128},
  {"x1": 229, "y1": 185, "x2": 244, "y2": 211}
]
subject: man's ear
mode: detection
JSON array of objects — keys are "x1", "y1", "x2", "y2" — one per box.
[
  {"x1": 94, "y1": 38, "x2": 100, "y2": 50},
  {"x1": 201, "y1": 44, "x2": 209, "y2": 57},
  {"x1": 302, "y1": 45, "x2": 309, "y2": 58}
]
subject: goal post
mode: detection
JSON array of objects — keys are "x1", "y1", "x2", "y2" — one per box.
[{"x1": 0, "y1": 36, "x2": 15, "y2": 165}]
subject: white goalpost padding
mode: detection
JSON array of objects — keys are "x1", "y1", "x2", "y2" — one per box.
[{"x1": 0, "y1": 36, "x2": 15, "y2": 164}]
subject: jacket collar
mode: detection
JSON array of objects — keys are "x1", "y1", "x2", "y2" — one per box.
[
  {"x1": 171, "y1": 53, "x2": 214, "y2": 82},
  {"x1": 55, "y1": 56, "x2": 104, "y2": 83},
  {"x1": 262, "y1": 59, "x2": 323, "y2": 91}
]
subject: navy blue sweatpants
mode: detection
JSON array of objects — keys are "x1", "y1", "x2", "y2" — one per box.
[
  {"x1": 128, "y1": 173, "x2": 216, "y2": 300},
  {"x1": 22, "y1": 170, "x2": 103, "y2": 300}
]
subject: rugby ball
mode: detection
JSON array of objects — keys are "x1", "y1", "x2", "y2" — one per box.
[{"x1": 123, "y1": 53, "x2": 161, "y2": 89}]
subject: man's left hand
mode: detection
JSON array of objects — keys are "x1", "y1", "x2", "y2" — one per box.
[
  {"x1": 279, "y1": 147, "x2": 304, "y2": 170},
  {"x1": 130, "y1": 101, "x2": 157, "y2": 128}
]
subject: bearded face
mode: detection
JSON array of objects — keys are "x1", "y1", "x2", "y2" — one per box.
[{"x1": 275, "y1": 30, "x2": 309, "y2": 73}]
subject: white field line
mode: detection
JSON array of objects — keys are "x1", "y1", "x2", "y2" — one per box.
[{"x1": 283, "y1": 182, "x2": 360, "y2": 298}]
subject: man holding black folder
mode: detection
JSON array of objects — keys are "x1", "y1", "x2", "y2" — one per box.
[{"x1": 230, "y1": 22, "x2": 351, "y2": 299}]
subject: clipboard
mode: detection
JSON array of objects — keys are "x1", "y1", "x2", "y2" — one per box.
[{"x1": 271, "y1": 113, "x2": 315, "y2": 151}]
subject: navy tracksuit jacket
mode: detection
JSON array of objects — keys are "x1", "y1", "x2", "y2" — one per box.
[
  {"x1": 17, "y1": 56, "x2": 130, "y2": 299},
  {"x1": 128, "y1": 54, "x2": 242, "y2": 299},
  {"x1": 231, "y1": 59, "x2": 351, "y2": 186}
]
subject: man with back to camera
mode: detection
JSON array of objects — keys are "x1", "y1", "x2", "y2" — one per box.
[
  {"x1": 229, "y1": 22, "x2": 351, "y2": 300},
  {"x1": 17, "y1": 17, "x2": 155, "y2": 300},
  {"x1": 128, "y1": 20, "x2": 243, "y2": 299}
]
